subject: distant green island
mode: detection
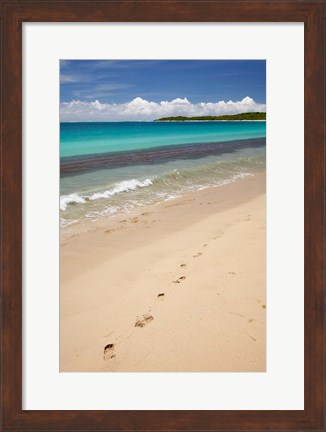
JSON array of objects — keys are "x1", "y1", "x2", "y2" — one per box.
[{"x1": 154, "y1": 112, "x2": 266, "y2": 122}]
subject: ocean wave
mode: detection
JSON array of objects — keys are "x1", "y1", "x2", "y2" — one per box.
[
  {"x1": 60, "y1": 193, "x2": 86, "y2": 211},
  {"x1": 60, "y1": 150, "x2": 264, "y2": 214},
  {"x1": 89, "y1": 178, "x2": 153, "y2": 200},
  {"x1": 60, "y1": 178, "x2": 153, "y2": 211}
]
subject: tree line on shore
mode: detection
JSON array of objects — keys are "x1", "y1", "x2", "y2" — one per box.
[{"x1": 154, "y1": 112, "x2": 266, "y2": 122}]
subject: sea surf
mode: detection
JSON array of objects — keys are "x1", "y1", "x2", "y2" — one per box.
[{"x1": 60, "y1": 121, "x2": 266, "y2": 227}]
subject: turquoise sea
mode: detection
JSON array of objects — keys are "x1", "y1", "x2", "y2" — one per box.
[{"x1": 60, "y1": 121, "x2": 266, "y2": 227}]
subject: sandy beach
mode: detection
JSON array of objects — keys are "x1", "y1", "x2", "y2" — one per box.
[{"x1": 60, "y1": 171, "x2": 266, "y2": 372}]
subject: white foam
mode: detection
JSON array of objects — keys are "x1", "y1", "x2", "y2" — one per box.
[
  {"x1": 60, "y1": 193, "x2": 86, "y2": 211},
  {"x1": 59, "y1": 172, "x2": 253, "y2": 213},
  {"x1": 89, "y1": 178, "x2": 153, "y2": 201},
  {"x1": 85, "y1": 206, "x2": 119, "y2": 220},
  {"x1": 60, "y1": 218, "x2": 79, "y2": 228},
  {"x1": 60, "y1": 178, "x2": 154, "y2": 211}
]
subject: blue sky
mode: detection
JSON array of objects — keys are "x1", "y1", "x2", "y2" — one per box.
[
  {"x1": 60, "y1": 60, "x2": 266, "y2": 121},
  {"x1": 60, "y1": 60, "x2": 266, "y2": 104}
]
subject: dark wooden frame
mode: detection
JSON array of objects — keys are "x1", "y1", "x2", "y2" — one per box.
[{"x1": 1, "y1": 0, "x2": 325, "y2": 430}]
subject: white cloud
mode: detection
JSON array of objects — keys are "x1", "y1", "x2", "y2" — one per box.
[
  {"x1": 60, "y1": 96, "x2": 266, "y2": 122},
  {"x1": 60, "y1": 74, "x2": 81, "y2": 83}
]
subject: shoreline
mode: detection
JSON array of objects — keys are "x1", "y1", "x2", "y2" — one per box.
[
  {"x1": 60, "y1": 171, "x2": 266, "y2": 372},
  {"x1": 61, "y1": 168, "x2": 265, "y2": 238},
  {"x1": 61, "y1": 171, "x2": 261, "y2": 241}
]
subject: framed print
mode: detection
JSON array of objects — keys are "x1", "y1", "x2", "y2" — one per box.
[{"x1": 1, "y1": 1, "x2": 325, "y2": 431}]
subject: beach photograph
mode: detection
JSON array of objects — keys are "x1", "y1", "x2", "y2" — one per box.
[{"x1": 60, "y1": 60, "x2": 266, "y2": 372}]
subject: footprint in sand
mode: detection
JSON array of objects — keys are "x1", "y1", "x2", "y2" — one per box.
[
  {"x1": 103, "y1": 343, "x2": 115, "y2": 361},
  {"x1": 193, "y1": 252, "x2": 202, "y2": 258},
  {"x1": 103, "y1": 331, "x2": 113, "y2": 338},
  {"x1": 262, "y1": 304, "x2": 266, "y2": 309},
  {"x1": 229, "y1": 312, "x2": 254, "y2": 324},
  {"x1": 165, "y1": 199, "x2": 194, "y2": 208},
  {"x1": 173, "y1": 276, "x2": 186, "y2": 284},
  {"x1": 203, "y1": 244, "x2": 208, "y2": 247},
  {"x1": 105, "y1": 227, "x2": 123, "y2": 234},
  {"x1": 180, "y1": 263, "x2": 187, "y2": 268},
  {"x1": 135, "y1": 314, "x2": 154, "y2": 328},
  {"x1": 213, "y1": 231, "x2": 224, "y2": 240}
]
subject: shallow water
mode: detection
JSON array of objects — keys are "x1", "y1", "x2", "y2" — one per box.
[{"x1": 60, "y1": 122, "x2": 266, "y2": 227}]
